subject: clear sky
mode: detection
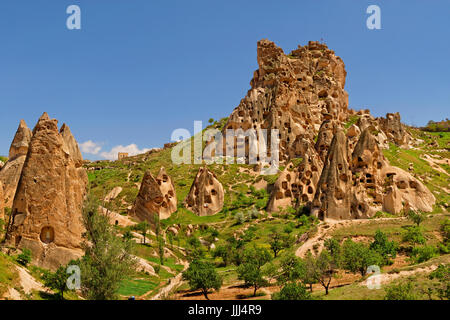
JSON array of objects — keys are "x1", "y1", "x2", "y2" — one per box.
[{"x1": 0, "y1": 0, "x2": 449, "y2": 160}]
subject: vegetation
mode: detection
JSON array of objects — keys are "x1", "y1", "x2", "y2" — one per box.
[
  {"x1": 182, "y1": 260, "x2": 222, "y2": 300},
  {"x1": 79, "y1": 195, "x2": 136, "y2": 300}
]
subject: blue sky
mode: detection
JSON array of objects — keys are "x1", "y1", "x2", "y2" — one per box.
[{"x1": 0, "y1": 0, "x2": 449, "y2": 159}]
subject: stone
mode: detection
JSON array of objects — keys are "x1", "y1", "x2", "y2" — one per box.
[
  {"x1": 0, "y1": 181, "x2": 4, "y2": 220},
  {"x1": 129, "y1": 167, "x2": 177, "y2": 225},
  {"x1": 311, "y1": 130, "x2": 352, "y2": 220},
  {"x1": 207, "y1": 39, "x2": 350, "y2": 164},
  {"x1": 185, "y1": 166, "x2": 224, "y2": 216},
  {"x1": 0, "y1": 120, "x2": 32, "y2": 208},
  {"x1": 104, "y1": 186, "x2": 123, "y2": 202},
  {"x1": 378, "y1": 112, "x2": 410, "y2": 146},
  {"x1": 4, "y1": 113, "x2": 88, "y2": 270}
]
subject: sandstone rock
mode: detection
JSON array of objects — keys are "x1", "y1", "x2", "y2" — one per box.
[
  {"x1": 5, "y1": 113, "x2": 88, "y2": 270},
  {"x1": 311, "y1": 130, "x2": 352, "y2": 220},
  {"x1": 0, "y1": 120, "x2": 32, "y2": 208},
  {"x1": 207, "y1": 39, "x2": 349, "y2": 164},
  {"x1": 60, "y1": 123, "x2": 83, "y2": 168},
  {"x1": 130, "y1": 167, "x2": 177, "y2": 225},
  {"x1": 104, "y1": 186, "x2": 123, "y2": 202},
  {"x1": 267, "y1": 140, "x2": 322, "y2": 212},
  {"x1": 8, "y1": 120, "x2": 32, "y2": 160},
  {"x1": 378, "y1": 112, "x2": 410, "y2": 146},
  {"x1": 0, "y1": 181, "x2": 4, "y2": 220},
  {"x1": 185, "y1": 166, "x2": 224, "y2": 216}
]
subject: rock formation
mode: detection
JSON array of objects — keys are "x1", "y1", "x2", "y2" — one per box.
[
  {"x1": 378, "y1": 112, "x2": 410, "y2": 147},
  {"x1": 311, "y1": 130, "x2": 353, "y2": 220},
  {"x1": 185, "y1": 166, "x2": 224, "y2": 216},
  {"x1": 4, "y1": 113, "x2": 88, "y2": 270},
  {"x1": 130, "y1": 167, "x2": 177, "y2": 225},
  {"x1": 0, "y1": 120, "x2": 32, "y2": 208},
  {"x1": 208, "y1": 40, "x2": 349, "y2": 163},
  {"x1": 267, "y1": 138, "x2": 322, "y2": 212},
  {"x1": 0, "y1": 181, "x2": 4, "y2": 220}
]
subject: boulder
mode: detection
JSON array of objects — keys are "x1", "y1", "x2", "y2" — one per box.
[
  {"x1": 4, "y1": 113, "x2": 88, "y2": 270},
  {"x1": 185, "y1": 166, "x2": 224, "y2": 216}
]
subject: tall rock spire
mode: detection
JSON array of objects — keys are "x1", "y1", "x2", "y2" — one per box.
[{"x1": 5, "y1": 113, "x2": 88, "y2": 270}]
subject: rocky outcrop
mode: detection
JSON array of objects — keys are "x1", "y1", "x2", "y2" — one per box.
[
  {"x1": 4, "y1": 113, "x2": 88, "y2": 270},
  {"x1": 378, "y1": 112, "x2": 410, "y2": 147},
  {"x1": 0, "y1": 120, "x2": 32, "y2": 208},
  {"x1": 207, "y1": 40, "x2": 349, "y2": 163},
  {"x1": 267, "y1": 138, "x2": 322, "y2": 212},
  {"x1": 130, "y1": 167, "x2": 177, "y2": 225},
  {"x1": 0, "y1": 181, "x2": 4, "y2": 220},
  {"x1": 311, "y1": 130, "x2": 353, "y2": 220},
  {"x1": 185, "y1": 166, "x2": 224, "y2": 216}
]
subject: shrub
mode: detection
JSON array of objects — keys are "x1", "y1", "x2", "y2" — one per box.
[
  {"x1": 402, "y1": 226, "x2": 426, "y2": 245},
  {"x1": 272, "y1": 282, "x2": 313, "y2": 300},
  {"x1": 17, "y1": 248, "x2": 32, "y2": 267},
  {"x1": 410, "y1": 245, "x2": 438, "y2": 263},
  {"x1": 384, "y1": 282, "x2": 417, "y2": 300},
  {"x1": 370, "y1": 230, "x2": 398, "y2": 264}
]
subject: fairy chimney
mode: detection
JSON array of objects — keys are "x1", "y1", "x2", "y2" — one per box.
[
  {"x1": 130, "y1": 167, "x2": 177, "y2": 225},
  {"x1": 185, "y1": 166, "x2": 224, "y2": 216},
  {"x1": 0, "y1": 120, "x2": 33, "y2": 208},
  {"x1": 5, "y1": 113, "x2": 88, "y2": 270},
  {"x1": 311, "y1": 130, "x2": 352, "y2": 220}
]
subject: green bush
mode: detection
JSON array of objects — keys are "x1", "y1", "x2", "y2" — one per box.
[
  {"x1": 410, "y1": 245, "x2": 438, "y2": 263},
  {"x1": 384, "y1": 282, "x2": 417, "y2": 300},
  {"x1": 17, "y1": 248, "x2": 32, "y2": 267},
  {"x1": 272, "y1": 282, "x2": 313, "y2": 300}
]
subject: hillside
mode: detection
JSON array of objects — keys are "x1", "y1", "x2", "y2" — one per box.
[{"x1": 0, "y1": 40, "x2": 448, "y2": 301}]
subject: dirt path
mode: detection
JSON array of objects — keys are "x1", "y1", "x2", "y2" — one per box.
[
  {"x1": 360, "y1": 265, "x2": 438, "y2": 287},
  {"x1": 148, "y1": 260, "x2": 189, "y2": 300},
  {"x1": 4, "y1": 265, "x2": 50, "y2": 300}
]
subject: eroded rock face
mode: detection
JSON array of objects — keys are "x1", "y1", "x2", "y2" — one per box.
[
  {"x1": 5, "y1": 113, "x2": 88, "y2": 270},
  {"x1": 267, "y1": 139, "x2": 323, "y2": 212},
  {"x1": 185, "y1": 166, "x2": 224, "y2": 216},
  {"x1": 378, "y1": 112, "x2": 410, "y2": 146},
  {"x1": 130, "y1": 167, "x2": 177, "y2": 224},
  {"x1": 311, "y1": 130, "x2": 353, "y2": 220},
  {"x1": 0, "y1": 120, "x2": 32, "y2": 208},
  {"x1": 0, "y1": 181, "x2": 4, "y2": 220},
  {"x1": 208, "y1": 40, "x2": 349, "y2": 163}
]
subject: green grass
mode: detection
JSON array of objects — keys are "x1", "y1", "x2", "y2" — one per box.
[
  {"x1": 383, "y1": 142, "x2": 450, "y2": 206},
  {"x1": 117, "y1": 277, "x2": 158, "y2": 297},
  {"x1": 0, "y1": 253, "x2": 19, "y2": 298}
]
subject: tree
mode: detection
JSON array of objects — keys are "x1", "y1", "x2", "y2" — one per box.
[
  {"x1": 237, "y1": 246, "x2": 272, "y2": 296},
  {"x1": 208, "y1": 118, "x2": 215, "y2": 124},
  {"x1": 402, "y1": 226, "x2": 426, "y2": 245},
  {"x1": 269, "y1": 233, "x2": 284, "y2": 258},
  {"x1": 182, "y1": 260, "x2": 222, "y2": 300},
  {"x1": 122, "y1": 230, "x2": 134, "y2": 242},
  {"x1": 43, "y1": 264, "x2": 74, "y2": 299},
  {"x1": 16, "y1": 248, "x2": 32, "y2": 267},
  {"x1": 302, "y1": 252, "x2": 318, "y2": 292},
  {"x1": 272, "y1": 282, "x2": 313, "y2": 300},
  {"x1": 135, "y1": 221, "x2": 150, "y2": 245},
  {"x1": 79, "y1": 195, "x2": 136, "y2": 300},
  {"x1": 384, "y1": 281, "x2": 417, "y2": 300},
  {"x1": 407, "y1": 210, "x2": 426, "y2": 227},
  {"x1": 323, "y1": 238, "x2": 342, "y2": 266},
  {"x1": 314, "y1": 250, "x2": 338, "y2": 295},
  {"x1": 370, "y1": 230, "x2": 398, "y2": 265},
  {"x1": 428, "y1": 264, "x2": 450, "y2": 300},
  {"x1": 277, "y1": 253, "x2": 305, "y2": 284},
  {"x1": 342, "y1": 239, "x2": 383, "y2": 276},
  {"x1": 158, "y1": 236, "x2": 165, "y2": 265}
]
